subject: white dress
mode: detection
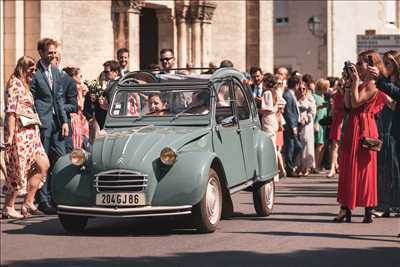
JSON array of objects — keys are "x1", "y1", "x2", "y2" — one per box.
[
  {"x1": 260, "y1": 90, "x2": 278, "y2": 137},
  {"x1": 297, "y1": 94, "x2": 316, "y2": 170}
]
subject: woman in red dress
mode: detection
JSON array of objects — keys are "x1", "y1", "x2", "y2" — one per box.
[
  {"x1": 335, "y1": 51, "x2": 386, "y2": 223},
  {"x1": 327, "y1": 83, "x2": 345, "y2": 178}
]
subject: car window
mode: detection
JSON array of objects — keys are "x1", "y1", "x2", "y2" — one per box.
[
  {"x1": 215, "y1": 83, "x2": 235, "y2": 125},
  {"x1": 233, "y1": 83, "x2": 250, "y2": 120},
  {"x1": 110, "y1": 88, "x2": 210, "y2": 117}
]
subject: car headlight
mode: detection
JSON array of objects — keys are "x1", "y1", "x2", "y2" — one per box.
[
  {"x1": 70, "y1": 149, "x2": 87, "y2": 166},
  {"x1": 160, "y1": 147, "x2": 177, "y2": 165}
]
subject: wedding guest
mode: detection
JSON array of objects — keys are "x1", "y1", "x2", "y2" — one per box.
[
  {"x1": 117, "y1": 48, "x2": 129, "y2": 76},
  {"x1": 274, "y1": 74, "x2": 287, "y2": 177},
  {"x1": 53, "y1": 52, "x2": 78, "y2": 153},
  {"x1": 160, "y1": 48, "x2": 176, "y2": 73},
  {"x1": 369, "y1": 50, "x2": 400, "y2": 217},
  {"x1": 63, "y1": 67, "x2": 89, "y2": 149},
  {"x1": 2, "y1": 56, "x2": 50, "y2": 219},
  {"x1": 335, "y1": 50, "x2": 387, "y2": 223},
  {"x1": 313, "y1": 79, "x2": 330, "y2": 173},
  {"x1": 283, "y1": 76, "x2": 303, "y2": 177},
  {"x1": 30, "y1": 38, "x2": 68, "y2": 214},
  {"x1": 327, "y1": 79, "x2": 345, "y2": 178},
  {"x1": 296, "y1": 82, "x2": 316, "y2": 176}
]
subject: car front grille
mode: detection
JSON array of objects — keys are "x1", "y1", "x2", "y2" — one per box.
[{"x1": 94, "y1": 170, "x2": 148, "y2": 192}]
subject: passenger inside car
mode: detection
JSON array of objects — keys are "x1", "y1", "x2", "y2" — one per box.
[{"x1": 148, "y1": 93, "x2": 168, "y2": 115}]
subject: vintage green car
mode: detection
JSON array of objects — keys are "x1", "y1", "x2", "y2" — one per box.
[{"x1": 52, "y1": 68, "x2": 278, "y2": 233}]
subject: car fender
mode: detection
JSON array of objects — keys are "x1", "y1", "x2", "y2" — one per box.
[
  {"x1": 254, "y1": 130, "x2": 278, "y2": 182},
  {"x1": 51, "y1": 155, "x2": 96, "y2": 206},
  {"x1": 151, "y1": 151, "x2": 217, "y2": 206}
]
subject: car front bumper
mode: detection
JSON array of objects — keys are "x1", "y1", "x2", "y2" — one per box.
[{"x1": 57, "y1": 204, "x2": 192, "y2": 218}]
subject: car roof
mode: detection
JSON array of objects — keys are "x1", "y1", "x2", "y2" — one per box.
[{"x1": 117, "y1": 68, "x2": 246, "y2": 87}]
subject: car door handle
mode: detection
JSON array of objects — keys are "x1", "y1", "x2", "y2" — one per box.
[{"x1": 236, "y1": 128, "x2": 241, "y2": 133}]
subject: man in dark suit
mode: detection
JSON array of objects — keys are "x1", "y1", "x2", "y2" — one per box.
[
  {"x1": 282, "y1": 76, "x2": 303, "y2": 177},
  {"x1": 30, "y1": 38, "x2": 69, "y2": 214},
  {"x1": 53, "y1": 52, "x2": 78, "y2": 153},
  {"x1": 249, "y1": 66, "x2": 264, "y2": 109}
]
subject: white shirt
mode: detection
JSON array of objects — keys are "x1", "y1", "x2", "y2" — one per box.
[{"x1": 40, "y1": 60, "x2": 53, "y2": 89}]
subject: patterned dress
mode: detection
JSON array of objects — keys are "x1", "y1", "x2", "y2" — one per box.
[{"x1": 2, "y1": 77, "x2": 48, "y2": 196}]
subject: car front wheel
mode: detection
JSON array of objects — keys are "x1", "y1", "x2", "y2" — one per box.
[
  {"x1": 253, "y1": 180, "x2": 275, "y2": 216},
  {"x1": 192, "y1": 168, "x2": 222, "y2": 233},
  {"x1": 59, "y1": 214, "x2": 88, "y2": 234}
]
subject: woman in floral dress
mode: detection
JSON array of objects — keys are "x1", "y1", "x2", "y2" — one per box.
[{"x1": 2, "y1": 56, "x2": 49, "y2": 219}]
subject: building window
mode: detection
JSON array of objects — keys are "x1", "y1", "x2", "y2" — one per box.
[
  {"x1": 385, "y1": 0, "x2": 397, "y2": 26},
  {"x1": 274, "y1": 1, "x2": 289, "y2": 26}
]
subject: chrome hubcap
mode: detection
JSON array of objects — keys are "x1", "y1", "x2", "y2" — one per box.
[
  {"x1": 265, "y1": 182, "x2": 274, "y2": 210},
  {"x1": 206, "y1": 177, "x2": 221, "y2": 225}
]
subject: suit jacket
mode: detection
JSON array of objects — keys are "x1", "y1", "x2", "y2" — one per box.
[
  {"x1": 61, "y1": 71, "x2": 78, "y2": 122},
  {"x1": 30, "y1": 62, "x2": 68, "y2": 129},
  {"x1": 376, "y1": 77, "x2": 400, "y2": 139},
  {"x1": 283, "y1": 89, "x2": 299, "y2": 131}
]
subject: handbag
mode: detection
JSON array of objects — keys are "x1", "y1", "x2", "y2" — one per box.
[
  {"x1": 360, "y1": 113, "x2": 382, "y2": 152},
  {"x1": 18, "y1": 113, "x2": 41, "y2": 127},
  {"x1": 319, "y1": 116, "x2": 332, "y2": 126}
]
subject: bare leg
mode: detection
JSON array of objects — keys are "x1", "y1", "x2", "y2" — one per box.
[
  {"x1": 315, "y1": 144, "x2": 325, "y2": 170},
  {"x1": 276, "y1": 146, "x2": 286, "y2": 176},
  {"x1": 328, "y1": 140, "x2": 339, "y2": 177},
  {"x1": 3, "y1": 191, "x2": 19, "y2": 210},
  {"x1": 23, "y1": 155, "x2": 49, "y2": 208}
]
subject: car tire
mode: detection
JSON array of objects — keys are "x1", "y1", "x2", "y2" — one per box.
[
  {"x1": 59, "y1": 214, "x2": 88, "y2": 234},
  {"x1": 192, "y1": 168, "x2": 222, "y2": 233},
  {"x1": 253, "y1": 180, "x2": 275, "y2": 216}
]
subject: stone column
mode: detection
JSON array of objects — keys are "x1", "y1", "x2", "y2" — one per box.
[
  {"x1": 175, "y1": 4, "x2": 189, "y2": 68},
  {"x1": 191, "y1": 18, "x2": 201, "y2": 69},
  {"x1": 258, "y1": 0, "x2": 273, "y2": 73},
  {"x1": 156, "y1": 8, "x2": 175, "y2": 63},
  {"x1": 127, "y1": 0, "x2": 143, "y2": 71},
  {"x1": 200, "y1": 2, "x2": 216, "y2": 68}
]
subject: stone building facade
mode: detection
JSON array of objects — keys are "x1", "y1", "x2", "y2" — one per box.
[
  {"x1": 274, "y1": 0, "x2": 400, "y2": 78},
  {"x1": 1, "y1": 0, "x2": 399, "y2": 114}
]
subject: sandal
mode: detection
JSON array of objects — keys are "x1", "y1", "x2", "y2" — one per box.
[{"x1": 2, "y1": 207, "x2": 24, "y2": 219}]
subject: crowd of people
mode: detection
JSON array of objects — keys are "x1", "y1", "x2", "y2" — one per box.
[{"x1": 1, "y1": 37, "x2": 399, "y2": 232}]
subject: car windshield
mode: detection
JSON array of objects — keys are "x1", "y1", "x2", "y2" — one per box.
[{"x1": 110, "y1": 88, "x2": 210, "y2": 118}]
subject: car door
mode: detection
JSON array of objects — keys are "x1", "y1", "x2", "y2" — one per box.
[
  {"x1": 212, "y1": 80, "x2": 247, "y2": 187},
  {"x1": 232, "y1": 80, "x2": 257, "y2": 180}
]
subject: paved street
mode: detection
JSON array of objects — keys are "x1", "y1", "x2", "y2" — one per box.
[{"x1": 1, "y1": 174, "x2": 399, "y2": 267}]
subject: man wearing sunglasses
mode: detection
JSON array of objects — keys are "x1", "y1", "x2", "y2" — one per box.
[{"x1": 159, "y1": 48, "x2": 176, "y2": 74}]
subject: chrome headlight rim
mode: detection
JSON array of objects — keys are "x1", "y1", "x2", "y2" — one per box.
[
  {"x1": 160, "y1": 147, "x2": 177, "y2": 165},
  {"x1": 69, "y1": 149, "x2": 87, "y2": 166}
]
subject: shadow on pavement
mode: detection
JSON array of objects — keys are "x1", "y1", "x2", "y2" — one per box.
[
  {"x1": 3, "y1": 247, "x2": 399, "y2": 267},
  {"x1": 226, "y1": 231, "x2": 400, "y2": 244}
]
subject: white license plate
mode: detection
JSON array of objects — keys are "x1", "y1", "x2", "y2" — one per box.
[{"x1": 96, "y1": 193, "x2": 145, "y2": 206}]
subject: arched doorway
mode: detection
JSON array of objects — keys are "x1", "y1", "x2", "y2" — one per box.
[{"x1": 140, "y1": 8, "x2": 159, "y2": 70}]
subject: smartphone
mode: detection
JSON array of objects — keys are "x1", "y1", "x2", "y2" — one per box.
[{"x1": 367, "y1": 55, "x2": 374, "y2": 67}]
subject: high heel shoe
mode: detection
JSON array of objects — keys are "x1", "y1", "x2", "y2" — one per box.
[
  {"x1": 326, "y1": 171, "x2": 336, "y2": 178},
  {"x1": 333, "y1": 206, "x2": 352, "y2": 223},
  {"x1": 21, "y1": 204, "x2": 44, "y2": 217},
  {"x1": 363, "y1": 207, "x2": 373, "y2": 223},
  {"x1": 1, "y1": 207, "x2": 24, "y2": 219}
]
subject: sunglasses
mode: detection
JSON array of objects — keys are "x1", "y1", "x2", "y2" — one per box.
[{"x1": 160, "y1": 57, "x2": 174, "y2": 62}]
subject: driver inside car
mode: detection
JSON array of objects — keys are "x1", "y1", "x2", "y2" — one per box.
[{"x1": 188, "y1": 91, "x2": 210, "y2": 114}]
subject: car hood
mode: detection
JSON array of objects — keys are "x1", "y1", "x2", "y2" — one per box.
[{"x1": 91, "y1": 125, "x2": 211, "y2": 172}]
